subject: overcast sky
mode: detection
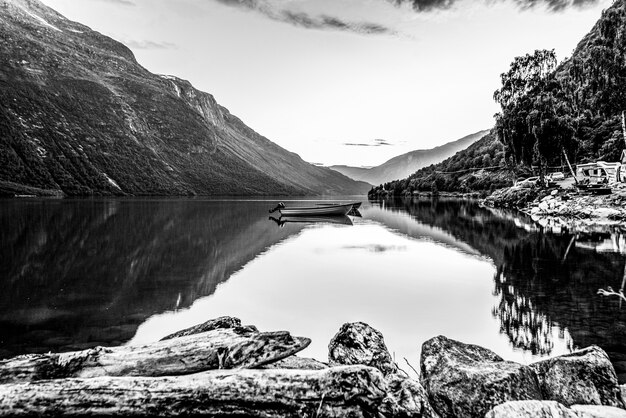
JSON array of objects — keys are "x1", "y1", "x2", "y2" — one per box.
[{"x1": 41, "y1": 0, "x2": 613, "y2": 167}]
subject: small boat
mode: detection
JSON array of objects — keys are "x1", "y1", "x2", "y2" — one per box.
[
  {"x1": 315, "y1": 202, "x2": 361, "y2": 210},
  {"x1": 269, "y1": 202, "x2": 354, "y2": 216}
]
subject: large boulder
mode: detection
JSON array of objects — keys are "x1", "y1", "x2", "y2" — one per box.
[
  {"x1": 379, "y1": 373, "x2": 440, "y2": 418},
  {"x1": 328, "y1": 322, "x2": 397, "y2": 376},
  {"x1": 530, "y1": 346, "x2": 624, "y2": 408},
  {"x1": 329, "y1": 322, "x2": 438, "y2": 417},
  {"x1": 484, "y1": 400, "x2": 577, "y2": 418},
  {"x1": 420, "y1": 336, "x2": 542, "y2": 418}
]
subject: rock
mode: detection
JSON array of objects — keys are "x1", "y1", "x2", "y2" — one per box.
[
  {"x1": 593, "y1": 208, "x2": 620, "y2": 218},
  {"x1": 328, "y1": 322, "x2": 397, "y2": 376},
  {"x1": 539, "y1": 201, "x2": 550, "y2": 212},
  {"x1": 420, "y1": 336, "x2": 541, "y2": 418},
  {"x1": 484, "y1": 400, "x2": 578, "y2": 418},
  {"x1": 485, "y1": 402, "x2": 626, "y2": 418},
  {"x1": 530, "y1": 345, "x2": 624, "y2": 408},
  {"x1": 380, "y1": 372, "x2": 441, "y2": 418},
  {"x1": 551, "y1": 190, "x2": 559, "y2": 196},
  {"x1": 329, "y1": 323, "x2": 438, "y2": 417},
  {"x1": 571, "y1": 405, "x2": 626, "y2": 418}
]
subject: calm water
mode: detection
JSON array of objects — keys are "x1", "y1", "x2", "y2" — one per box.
[{"x1": 1, "y1": 198, "x2": 625, "y2": 381}]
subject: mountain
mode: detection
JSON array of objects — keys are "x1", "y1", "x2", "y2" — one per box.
[
  {"x1": 370, "y1": 0, "x2": 626, "y2": 197},
  {"x1": 0, "y1": 0, "x2": 370, "y2": 196},
  {"x1": 491, "y1": 0, "x2": 626, "y2": 169},
  {"x1": 369, "y1": 132, "x2": 514, "y2": 197},
  {"x1": 329, "y1": 130, "x2": 489, "y2": 186}
]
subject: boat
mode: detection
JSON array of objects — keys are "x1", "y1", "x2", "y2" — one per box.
[
  {"x1": 269, "y1": 202, "x2": 354, "y2": 216},
  {"x1": 315, "y1": 202, "x2": 361, "y2": 210}
]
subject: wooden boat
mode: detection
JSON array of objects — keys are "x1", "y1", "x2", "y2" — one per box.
[
  {"x1": 315, "y1": 202, "x2": 361, "y2": 210},
  {"x1": 269, "y1": 202, "x2": 354, "y2": 216}
]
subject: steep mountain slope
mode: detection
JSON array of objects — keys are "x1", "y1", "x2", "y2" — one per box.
[
  {"x1": 492, "y1": 0, "x2": 626, "y2": 168},
  {"x1": 330, "y1": 130, "x2": 489, "y2": 186},
  {"x1": 0, "y1": 0, "x2": 370, "y2": 196}
]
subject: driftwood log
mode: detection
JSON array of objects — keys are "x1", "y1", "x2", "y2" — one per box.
[
  {"x1": 0, "y1": 366, "x2": 388, "y2": 417},
  {"x1": 160, "y1": 316, "x2": 254, "y2": 340},
  {"x1": 0, "y1": 327, "x2": 310, "y2": 384}
]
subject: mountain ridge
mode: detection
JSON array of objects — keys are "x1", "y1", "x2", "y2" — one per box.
[
  {"x1": 329, "y1": 130, "x2": 489, "y2": 186},
  {"x1": 0, "y1": 0, "x2": 370, "y2": 196}
]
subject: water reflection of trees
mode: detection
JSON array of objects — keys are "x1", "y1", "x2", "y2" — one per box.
[
  {"x1": 493, "y1": 265, "x2": 569, "y2": 356},
  {"x1": 0, "y1": 200, "x2": 304, "y2": 358},
  {"x1": 375, "y1": 197, "x2": 626, "y2": 381}
]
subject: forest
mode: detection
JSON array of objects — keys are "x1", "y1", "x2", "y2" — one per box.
[{"x1": 370, "y1": 1, "x2": 626, "y2": 197}]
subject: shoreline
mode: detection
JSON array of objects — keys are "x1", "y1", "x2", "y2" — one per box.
[
  {"x1": 483, "y1": 183, "x2": 626, "y2": 233},
  {"x1": 1, "y1": 317, "x2": 624, "y2": 417}
]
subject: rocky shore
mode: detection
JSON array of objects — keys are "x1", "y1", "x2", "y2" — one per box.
[
  {"x1": 484, "y1": 182, "x2": 626, "y2": 232},
  {"x1": 1, "y1": 316, "x2": 625, "y2": 417}
]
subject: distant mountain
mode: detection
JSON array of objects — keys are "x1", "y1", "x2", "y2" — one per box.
[
  {"x1": 0, "y1": 0, "x2": 369, "y2": 196},
  {"x1": 329, "y1": 130, "x2": 489, "y2": 186}
]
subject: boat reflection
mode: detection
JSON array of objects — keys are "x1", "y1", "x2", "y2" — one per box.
[{"x1": 268, "y1": 215, "x2": 353, "y2": 227}]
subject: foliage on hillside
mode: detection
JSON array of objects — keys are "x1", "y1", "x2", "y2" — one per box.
[
  {"x1": 494, "y1": 1, "x2": 626, "y2": 172},
  {"x1": 368, "y1": 133, "x2": 520, "y2": 197},
  {"x1": 370, "y1": 0, "x2": 626, "y2": 198},
  {"x1": 0, "y1": 0, "x2": 369, "y2": 196}
]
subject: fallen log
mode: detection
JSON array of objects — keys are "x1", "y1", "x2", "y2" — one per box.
[
  {"x1": 0, "y1": 327, "x2": 310, "y2": 384},
  {"x1": 0, "y1": 366, "x2": 388, "y2": 417},
  {"x1": 259, "y1": 355, "x2": 329, "y2": 370},
  {"x1": 160, "y1": 316, "x2": 254, "y2": 340}
]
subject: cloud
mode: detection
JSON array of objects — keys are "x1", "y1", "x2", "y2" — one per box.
[
  {"x1": 124, "y1": 40, "x2": 177, "y2": 49},
  {"x1": 343, "y1": 138, "x2": 394, "y2": 147},
  {"x1": 212, "y1": 0, "x2": 396, "y2": 35},
  {"x1": 390, "y1": 0, "x2": 600, "y2": 12}
]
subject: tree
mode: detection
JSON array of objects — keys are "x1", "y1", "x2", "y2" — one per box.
[{"x1": 494, "y1": 49, "x2": 577, "y2": 181}]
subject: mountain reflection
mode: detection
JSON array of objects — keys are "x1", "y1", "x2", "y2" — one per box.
[
  {"x1": 373, "y1": 197, "x2": 626, "y2": 381},
  {"x1": 3, "y1": 197, "x2": 626, "y2": 383},
  {"x1": 0, "y1": 199, "x2": 305, "y2": 358}
]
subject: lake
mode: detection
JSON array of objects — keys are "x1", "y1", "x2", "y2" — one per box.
[{"x1": 1, "y1": 197, "x2": 625, "y2": 382}]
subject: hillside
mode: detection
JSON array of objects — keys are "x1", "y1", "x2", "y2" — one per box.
[
  {"x1": 330, "y1": 130, "x2": 489, "y2": 186},
  {"x1": 491, "y1": 0, "x2": 626, "y2": 170},
  {"x1": 369, "y1": 132, "x2": 515, "y2": 197},
  {"x1": 371, "y1": 0, "x2": 626, "y2": 198},
  {"x1": 0, "y1": 0, "x2": 370, "y2": 196}
]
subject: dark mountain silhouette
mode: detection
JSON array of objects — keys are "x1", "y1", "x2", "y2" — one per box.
[{"x1": 0, "y1": 0, "x2": 369, "y2": 196}]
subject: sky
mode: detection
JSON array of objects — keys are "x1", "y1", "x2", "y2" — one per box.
[{"x1": 40, "y1": 0, "x2": 614, "y2": 167}]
